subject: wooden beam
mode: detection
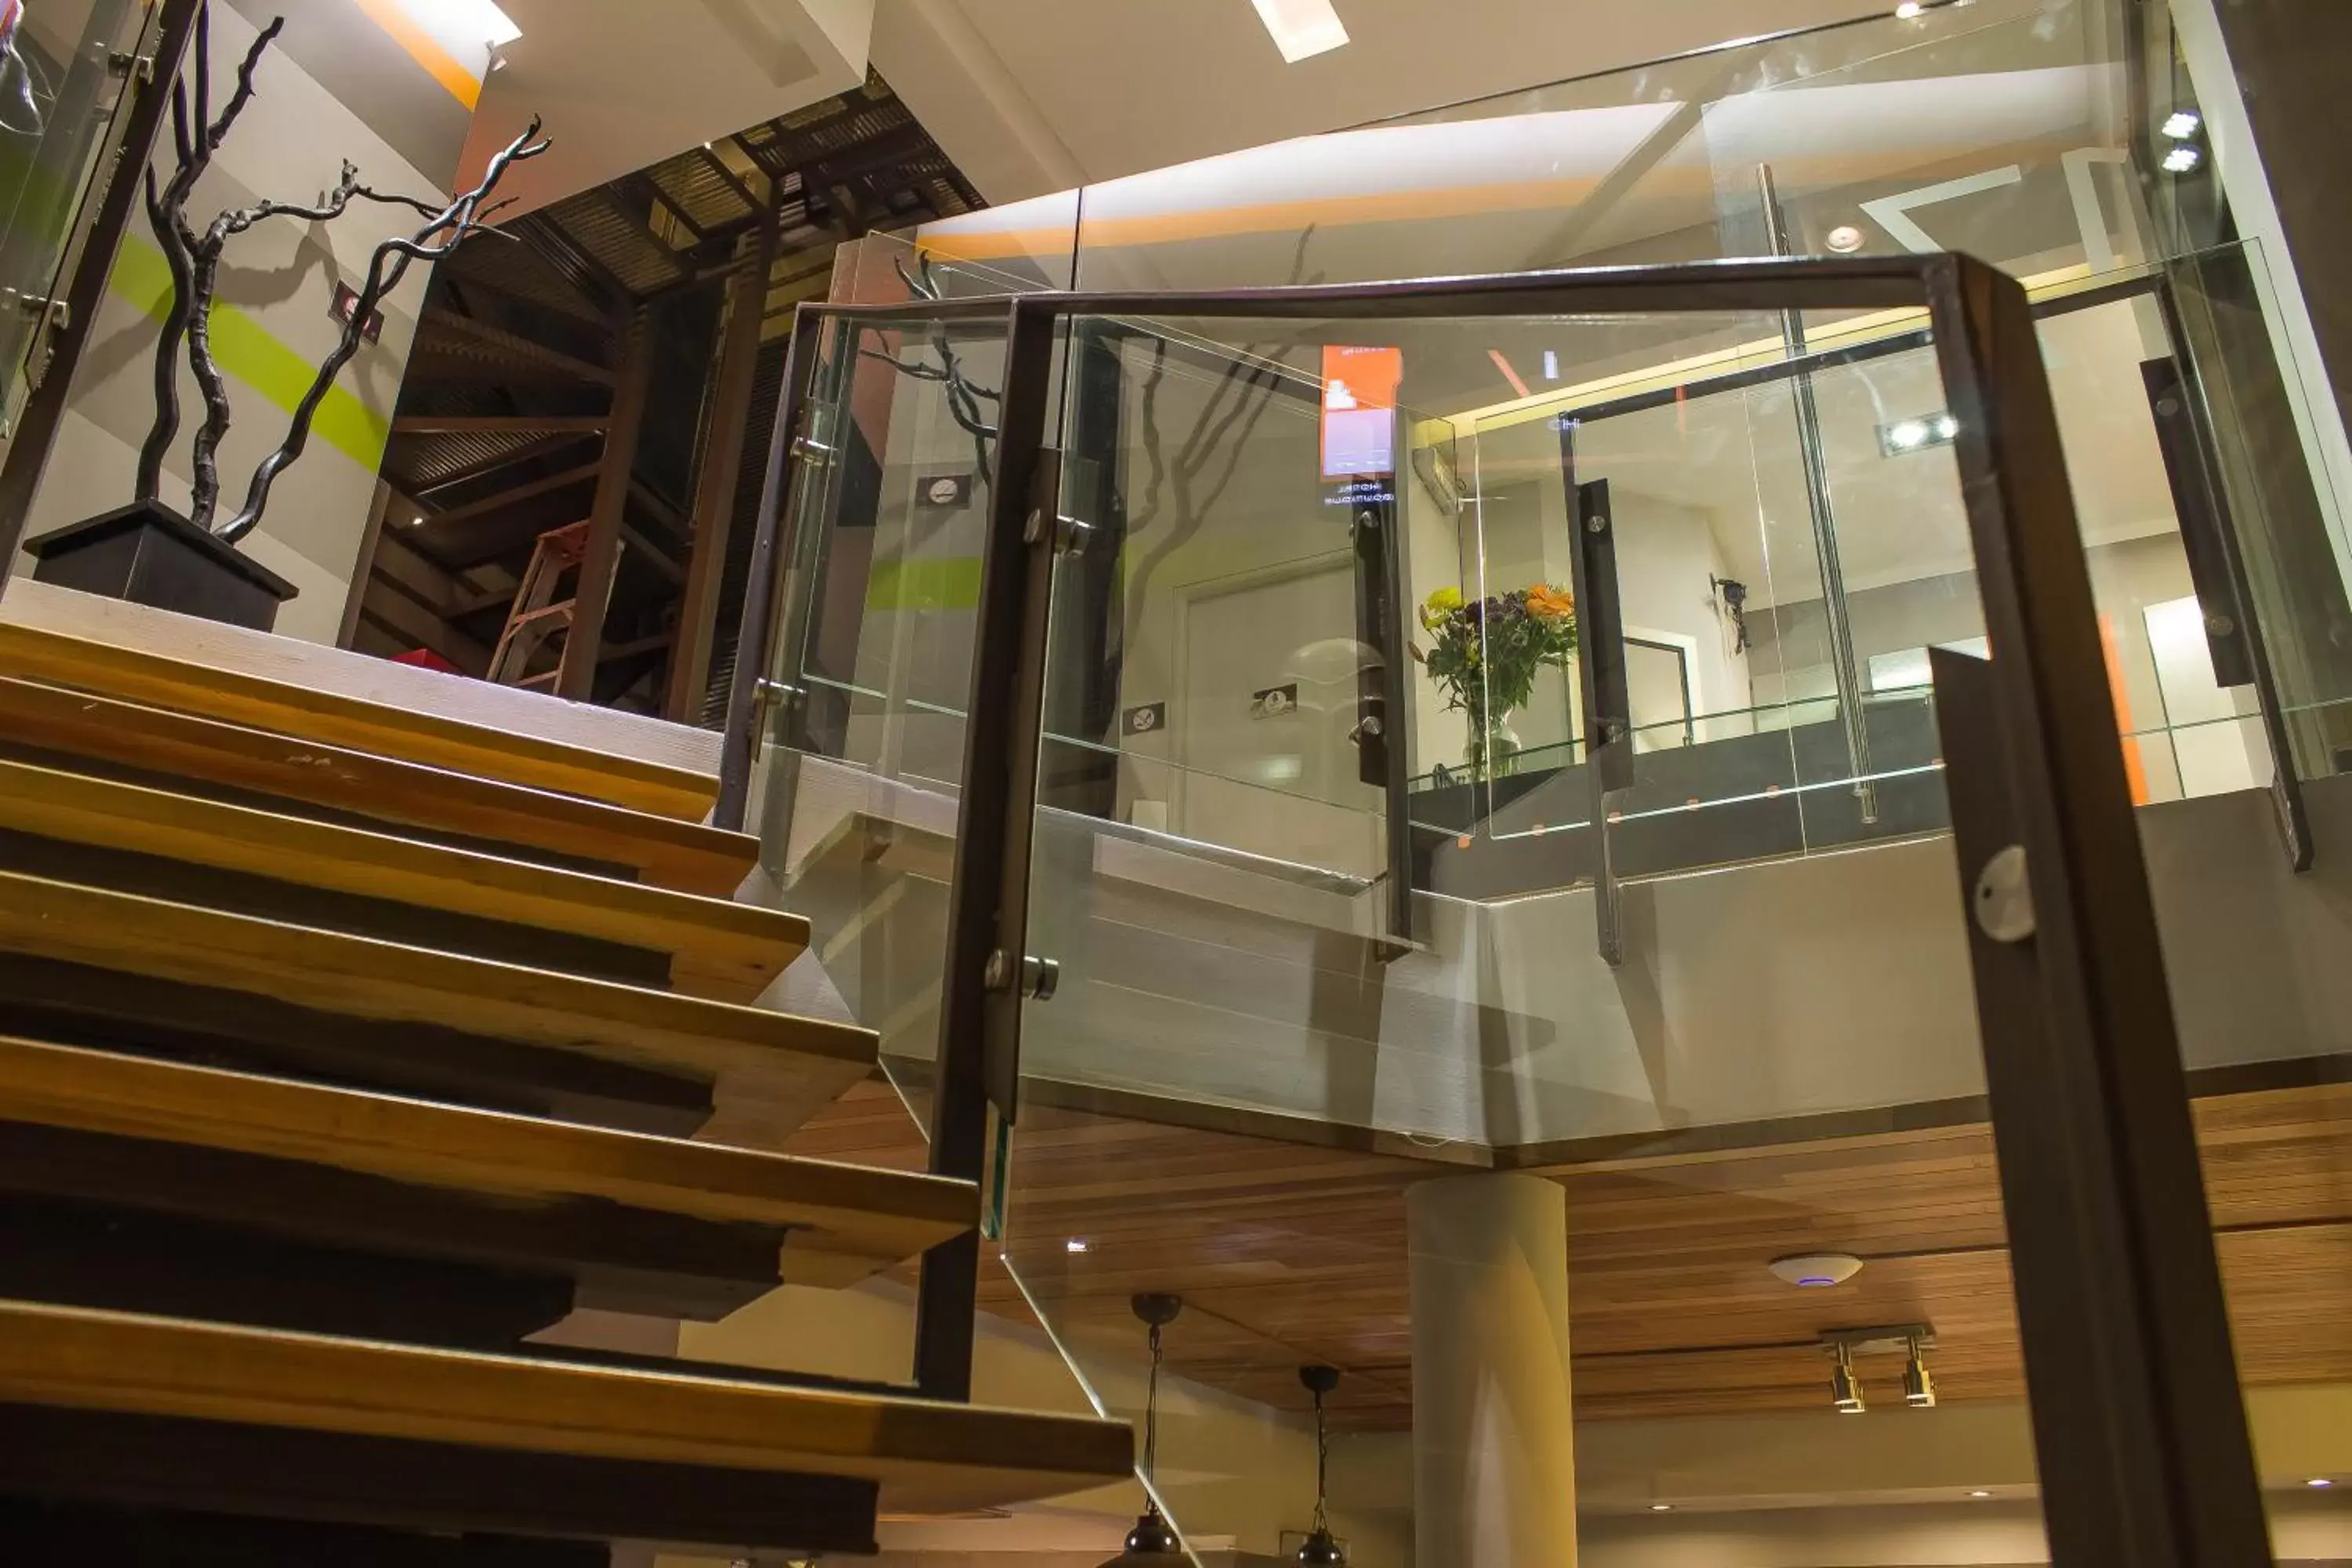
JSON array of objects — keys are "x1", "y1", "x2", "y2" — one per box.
[
  {"x1": 559, "y1": 313, "x2": 657, "y2": 701},
  {"x1": 337, "y1": 480, "x2": 395, "y2": 651},
  {"x1": 699, "y1": 142, "x2": 768, "y2": 215},
  {"x1": 416, "y1": 462, "x2": 600, "y2": 532},
  {"x1": 619, "y1": 522, "x2": 684, "y2": 584},
  {"x1": 359, "y1": 582, "x2": 492, "y2": 676},
  {"x1": 667, "y1": 215, "x2": 779, "y2": 721},
  {"x1": 410, "y1": 432, "x2": 602, "y2": 499},
  {"x1": 394, "y1": 416, "x2": 610, "y2": 437},
  {"x1": 420, "y1": 310, "x2": 616, "y2": 387}
]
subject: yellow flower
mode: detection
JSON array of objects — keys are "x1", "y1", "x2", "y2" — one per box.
[
  {"x1": 1526, "y1": 584, "x2": 1576, "y2": 623},
  {"x1": 1420, "y1": 586, "x2": 1465, "y2": 632}
]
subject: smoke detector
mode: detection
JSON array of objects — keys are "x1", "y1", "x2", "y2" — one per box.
[{"x1": 1769, "y1": 1253, "x2": 1864, "y2": 1288}]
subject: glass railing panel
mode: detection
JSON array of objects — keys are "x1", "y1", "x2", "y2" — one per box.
[
  {"x1": 2165, "y1": 238, "x2": 2352, "y2": 790},
  {"x1": 0, "y1": 0, "x2": 151, "y2": 441},
  {"x1": 740, "y1": 306, "x2": 1014, "y2": 1123}
]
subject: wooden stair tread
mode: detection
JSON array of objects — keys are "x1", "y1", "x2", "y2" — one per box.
[
  {"x1": 0, "y1": 1301, "x2": 1135, "y2": 1515},
  {"x1": 0, "y1": 622, "x2": 713, "y2": 820},
  {"x1": 0, "y1": 677, "x2": 756, "y2": 895},
  {"x1": 0, "y1": 1037, "x2": 970, "y2": 1290},
  {"x1": 0, "y1": 870, "x2": 873, "y2": 1141},
  {"x1": 0, "y1": 755, "x2": 804, "y2": 1001}
]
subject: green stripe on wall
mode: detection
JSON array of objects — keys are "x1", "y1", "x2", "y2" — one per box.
[
  {"x1": 110, "y1": 234, "x2": 391, "y2": 472},
  {"x1": 867, "y1": 556, "x2": 984, "y2": 611}
]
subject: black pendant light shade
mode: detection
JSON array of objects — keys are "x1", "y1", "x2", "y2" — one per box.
[
  {"x1": 1101, "y1": 1294, "x2": 1186, "y2": 1568},
  {"x1": 1294, "y1": 1365, "x2": 1347, "y2": 1567}
]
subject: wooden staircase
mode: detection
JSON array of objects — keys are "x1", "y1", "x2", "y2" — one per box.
[{"x1": 0, "y1": 621, "x2": 1133, "y2": 1561}]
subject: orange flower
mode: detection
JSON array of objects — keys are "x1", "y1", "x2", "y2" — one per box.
[{"x1": 1526, "y1": 584, "x2": 1575, "y2": 623}]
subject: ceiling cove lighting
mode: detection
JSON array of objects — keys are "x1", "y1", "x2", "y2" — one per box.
[{"x1": 1250, "y1": 0, "x2": 1351, "y2": 63}]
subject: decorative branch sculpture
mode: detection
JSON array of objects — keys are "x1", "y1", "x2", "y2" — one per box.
[
  {"x1": 134, "y1": 1, "x2": 551, "y2": 543},
  {"x1": 858, "y1": 252, "x2": 1001, "y2": 488}
]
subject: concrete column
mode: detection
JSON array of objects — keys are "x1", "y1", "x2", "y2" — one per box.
[{"x1": 1407, "y1": 1172, "x2": 1577, "y2": 1568}]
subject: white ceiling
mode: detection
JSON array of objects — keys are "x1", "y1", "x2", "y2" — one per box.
[
  {"x1": 457, "y1": 0, "x2": 876, "y2": 216},
  {"x1": 873, "y1": 0, "x2": 1898, "y2": 204}
]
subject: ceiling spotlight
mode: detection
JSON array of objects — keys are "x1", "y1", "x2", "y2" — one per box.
[
  {"x1": 1878, "y1": 412, "x2": 1961, "y2": 456},
  {"x1": 1067, "y1": 1238, "x2": 1091, "y2": 1254},
  {"x1": 1648, "y1": 1503, "x2": 1673, "y2": 1513},
  {"x1": 1904, "y1": 1335, "x2": 1937, "y2": 1408},
  {"x1": 2163, "y1": 144, "x2": 2204, "y2": 175},
  {"x1": 1770, "y1": 1253, "x2": 1864, "y2": 1288},
  {"x1": 2161, "y1": 110, "x2": 2203, "y2": 141},
  {"x1": 2309, "y1": 1478, "x2": 2335, "y2": 1489},
  {"x1": 1969, "y1": 1490, "x2": 1993, "y2": 1500},
  {"x1": 1825, "y1": 224, "x2": 1866, "y2": 253},
  {"x1": 1895, "y1": 1, "x2": 1924, "y2": 16},
  {"x1": 1831, "y1": 1344, "x2": 1866, "y2": 1414}
]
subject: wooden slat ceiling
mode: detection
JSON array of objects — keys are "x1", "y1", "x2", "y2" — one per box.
[{"x1": 783, "y1": 1075, "x2": 2352, "y2": 1429}]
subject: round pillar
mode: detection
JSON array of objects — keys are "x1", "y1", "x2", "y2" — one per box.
[{"x1": 1407, "y1": 1171, "x2": 1577, "y2": 1568}]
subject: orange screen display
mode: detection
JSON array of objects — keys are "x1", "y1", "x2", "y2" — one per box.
[{"x1": 1321, "y1": 346, "x2": 1403, "y2": 480}]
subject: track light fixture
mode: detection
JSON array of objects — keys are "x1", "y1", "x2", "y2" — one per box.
[
  {"x1": 1831, "y1": 1343, "x2": 1866, "y2": 1414},
  {"x1": 1904, "y1": 1335, "x2": 1937, "y2": 1408},
  {"x1": 1100, "y1": 1294, "x2": 1186, "y2": 1567},
  {"x1": 1294, "y1": 1366, "x2": 1346, "y2": 1566},
  {"x1": 1818, "y1": 1324, "x2": 1936, "y2": 1414}
]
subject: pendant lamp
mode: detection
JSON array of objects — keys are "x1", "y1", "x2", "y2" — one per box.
[
  {"x1": 1294, "y1": 1365, "x2": 1346, "y2": 1566},
  {"x1": 1100, "y1": 1293, "x2": 1185, "y2": 1567}
]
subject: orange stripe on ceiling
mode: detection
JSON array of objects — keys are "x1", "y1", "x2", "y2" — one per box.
[
  {"x1": 919, "y1": 173, "x2": 1612, "y2": 263},
  {"x1": 351, "y1": 0, "x2": 482, "y2": 110}
]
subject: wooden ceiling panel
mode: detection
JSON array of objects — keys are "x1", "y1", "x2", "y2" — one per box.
[{"x1": 786, "y1": 1075, "x2": 2352, "y2": 1428}]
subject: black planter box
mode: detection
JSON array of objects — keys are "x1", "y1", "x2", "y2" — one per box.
[{"x1": 25, "y1": 501, "x2": 298, "y2": 632}]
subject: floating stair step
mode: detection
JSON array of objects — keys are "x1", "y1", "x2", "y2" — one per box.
[
  {"x1": 0, "y1": 871, "x2": 873, "y2": 1142},
  {"x1": 0, "y1": 677, "x2": 757, "y2": 895},
  {"x1": 0, "y1": 756, "x2": 804, "y2": 1000},
  {"x1": 0, "y1": 1037, "x2": 975, "y2": 1300},
  {"x1": 0, "y1": 622, "x2": 715, "y2": 819},
  {"x1": 0, "y1": 1302, "x2": 1137, "y2": 1541}
]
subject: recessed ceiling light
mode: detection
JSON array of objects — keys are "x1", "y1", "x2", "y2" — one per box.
[
  {"x1": 1543, "y1": 350, "x2": 1559, "y2": 381},
  {"x1": 1065, "y1": 1238, "x2": 1091, "y2": 1254},
  {"x1": 408, "y1": 515, "x2": 426, "y2": 527},
  {"x1": 1969, "y1": 1490, "x2": 1993, "y2": 1499},
  {"x1": 1826, "y1": 224, "x2": 1866, "y2": 253},
  {"x1": 1249, "y1": 0, "x2": 1350, "y2": 63},
  {"x1": 1896, "y1": 1, "x2": 1924, "y2": 16},
  {"x1": 2163, "y1": 144, "x2": 2204, "y2": 174},
  {"x1": 2308, "y1": 1478, "x2": 2334, "y2": 1489},
  {"x1": 1649, "y1": 1503, "x2": 1672, "y2": 1512},
  {"x1": 2162, "y1": 110, "x2": 2203, "y2": 140}
]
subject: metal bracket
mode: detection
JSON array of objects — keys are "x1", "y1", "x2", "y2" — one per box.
[
  {"x1": 1022, "y1": 448, "x2": 1096, "y2": 554},
  {"x1": 107, "y1": 51, "x2": 156, "y2": 85},
  {"x1": 983, "y1": 949, "x2": 1059, "y2": 1002}
]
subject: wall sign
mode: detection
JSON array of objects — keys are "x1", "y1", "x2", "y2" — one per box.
[
  {"x1": 1250, "y1": 683, "x2": 1299, "y2": 720},
  {"x1": 332, "y1": 282, "x2": 384, "y2": 344},
  {"x1": 916, "y1": 472, "x2": 974, "y2": 509},
  {"x1": 1123, "y1": 702, "x2": 1167, "y2": 736}
]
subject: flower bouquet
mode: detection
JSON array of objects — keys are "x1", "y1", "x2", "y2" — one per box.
[{"x1": 1416, "y1": 583, "x2": 1578, "y2": 779}]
